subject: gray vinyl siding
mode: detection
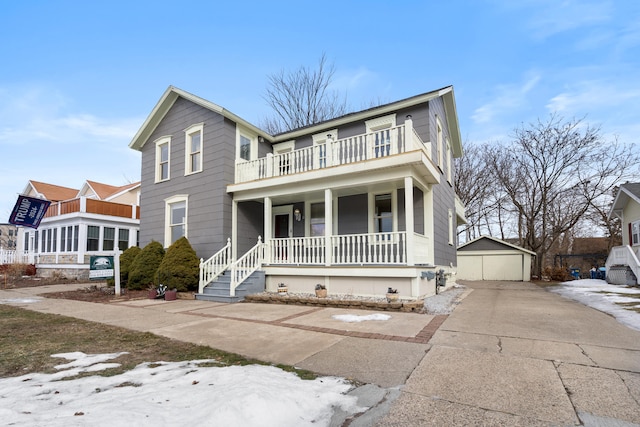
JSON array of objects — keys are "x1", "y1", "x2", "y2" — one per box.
[
  {"x1": 139, "y1": 97, "x2": 236, "y2": 259},
  {"x1": 428, "y1": 97, "x2": 457, "y2": 266},
  {"x1": 237, "y1": 201, "x2": 263, "y2": 253},
  {"x1": 338, "y1": 194, "x2": 368, "y2": 234}
]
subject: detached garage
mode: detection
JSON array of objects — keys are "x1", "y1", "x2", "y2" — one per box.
[{"x1": 457, "y1": 236, "x2": 536, "y2": 281}]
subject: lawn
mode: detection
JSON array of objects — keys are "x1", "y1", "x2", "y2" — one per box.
[{"x1": 0, "y1": 304, "x2": 315, "y2": 380}]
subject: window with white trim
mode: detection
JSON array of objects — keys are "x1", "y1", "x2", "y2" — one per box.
[
  {"x1": 374, "y1": 194, "x2": 393, "y2": 233},
  {"x1": 632, "y1": 221, "x2": 640, "y2": 246},
  {"x1": 184, "y1": 124, "x2": 203, "y2": 174},
  {"x1": 87, "y1": 226, "x2": 100, "y2": 251},
  {"x1": 310, "y1": 202, "x2": 325, "y2": 236},
  {"x1": 312, "y1": 129, "x2": 337, "y2": 168},
  {"x1": 366, "y1": 115, "x2": 396, "y2": 158},
  {"x1": 155, "y1": 137, "x2": 171, "y2": 182},
  {"x1": 237, "y1": 127, "x2": 257, "y2": 162},
  {"x1": 165, "y1": 195, "x2": 188, "y2": 246},
  {"x1": 436, "y1": 116, "x2": 443, "y2": 169},
  {"x1": 446, "y1": 137, "x2": 452, "y2": 184},
  {"x1": 118, "y1": 229, "x2": 130, "y2": 251},
  {"x1": 448, "y1": 209, "x2": 454, "y2": 245},
  {"x1": 103, "y1": 227, "x2": 115, "y2": 251}
]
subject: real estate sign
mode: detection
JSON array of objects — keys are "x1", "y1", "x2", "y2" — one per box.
[
  {"x1": 89, "y1": 256, "x2": 114, "y2": 280},
  {"x1": 8, "y1": 195, "x2": 50, "y2": 229}
]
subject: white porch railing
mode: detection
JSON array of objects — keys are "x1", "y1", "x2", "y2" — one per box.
[
  {"x1": 198, "y1": 238, "x2": 232, "y2": 293},
  {"x1": 606, "y1": 245, "x2": 640, "y2": 284},
  {"x1": 236, "y1": 121, "x2": 428, "y2": 183},
  {"x1": 265, "y1": 232, "x2": 409, "y2": 265},
  {"x1": 269, "y1": 236, "x2": 326, "y2": 265},
  {"x1": 229, "y1": 237, "x2": 265, "y2": 297},
  {"x1": 0, "y1": 249, "x2": 35, "y2": 265}
]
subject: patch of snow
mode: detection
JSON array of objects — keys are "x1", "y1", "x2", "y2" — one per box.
[
  {"x1": 552, "y1": 279, "x2": 640, "y2": 331},
  {"x1": 0, "y1": 297, "x2": 42, "y2": 304},
  {"x1": 0, "y1": 352, "x2": 365, "y2": 427},
  {"x1": 332, "y1": 313, "x2": 391, "y2": 322}
]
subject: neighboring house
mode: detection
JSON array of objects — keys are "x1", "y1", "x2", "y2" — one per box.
[
  {"x1": 0, "y1": 223, "x2": 18, "y2": 249},
  {"x1": 606, "y1": 183, "x2": 640, "y2": 285},
  {"x1": 15, "y1": 180, "x2": 140, "y2": 279},
  {"x1": 129, "y1": 85, "x2": 465, "y2": 301},
  {"x1": 457, "y1": 236, "x2": 536, "y2": 282}
]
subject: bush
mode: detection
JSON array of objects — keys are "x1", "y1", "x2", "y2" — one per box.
[
  {"x1": 120, "y1": 246, "x2": 142, "y2": 287},
  {"x1": 542, "y1": 266, "x2": 572, "y2": 282},
  {"x1": 0, "y1": 263, "x2": 36, "y2": 279},
  {"x1": 127, "y1": 241, "x2": 165, "y2": 290},
  {"x1": 156, "y1": 237, "x2": 199, "y2": 292}
]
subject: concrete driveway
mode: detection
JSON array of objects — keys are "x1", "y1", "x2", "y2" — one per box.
[{"x1": 377, "y1": 281, "x2": 640, "y2": 427}]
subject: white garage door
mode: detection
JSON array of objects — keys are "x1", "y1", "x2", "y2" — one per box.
[{"x1": 482, "y1": 254, "x2": 523, "y2": 281}]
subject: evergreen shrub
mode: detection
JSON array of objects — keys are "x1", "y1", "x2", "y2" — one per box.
[
  {"x1": 156, "y1": 236, "x2": 199, "y2": 292},
  {"x1": 127, "y1": 241, "x2": 165, "y2": 290}
]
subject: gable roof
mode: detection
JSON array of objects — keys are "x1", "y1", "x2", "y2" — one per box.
[
  {"x1": 609, "y1": 182, "x2": 640, "y2": 220},
  {"x1": 457, "y1": 235, "x2": 537, "y2": 256},
  {"x1": 129, "y1": 85, "x2": 463, "y2": 158},
  {"x1": 25, "y1": 180, "x2": 79, "y2": 202},
  {"x1": 81, "y1": 180, "x2": 141, "y2": 201}
]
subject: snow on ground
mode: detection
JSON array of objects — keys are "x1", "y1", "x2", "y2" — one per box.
[
  {"x1": 331, "y1": 313, "x2": 391, "y2": 322},
  {"x1": 0, "y1": 352, "x2": 365, "y2": 427},
  {"x1": 551, "y1": 279, "x2": 640, "y2": 331}
]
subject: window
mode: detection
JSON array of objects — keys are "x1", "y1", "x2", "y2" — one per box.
[
  {"x1": 436, "y1": 116, "x2": 443, "y2": 169},
  {"x1": 448, "y1": 209, "x2": 454, "y2": 245},
  {"x1": 632, "y1": 221, "x2": 640, "y2": 246},
  {"x1": 34, "y1": 230, "x2": 39, "y2": 252},
  {"x1": 374, "y1": 194, "x2": 393, "y2": 233},
  {"x1": 61, "y1": 227, "x2": 67, "y2": 252},
  {"x1": 446, "y1": 138, "x2": 452, "y2": 184},
  {"x1": 312, "y1": 130, "x2": 337, "y2": 168},
  {"x1": 73, "y1": 225, "x2": 79, "y2": 251},
  {"x1": 118, "y1": 229, "x2": 129, "y2": 251},
  {"x1": 274, "y1": 141, "x2": 294, "y2": 175},
  {"x1": 310, "y1": 202, "x2": 325, "y2": 236},
  {"x1": 24, "y1": 232, "x2": 29, "y2": 251},
  {"x1": 240, "y1": 135, "x2": 252, "y2": 161},
  {"x1": 165, "y1": 195, "x2": 188, "y2": 246},
  {"x1": 155, "y1": 137, "x2": 171, "y2": 182},
  {"x1": 87, "y1": 226, "x2": 100, "y2": 251},
  {"x1": 184, "y1": 124, "x2": 203, "y2": 174},
  {"x1": 103, "y1": 227, "x2": 115, "y2": 251},
  {"x1": 366, "y1": 115, "x2": 396, "y2": 158}
]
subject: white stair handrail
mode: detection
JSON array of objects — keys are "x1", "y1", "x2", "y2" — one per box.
[
  {"x1": 229, "y1": 236, "x2": 265, "y2": 297},
  {"x1": 198, "y1": 238, "x2": 232, "y2": 293},
  {"x1": 606, "y1": 245, "x2": 640, "y2": 284}
]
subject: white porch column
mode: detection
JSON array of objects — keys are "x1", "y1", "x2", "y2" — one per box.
[
  {"x1": 324, "y1": 189, "x2": 333, "y2": 266},
  {"x1": 404, "y1": 176, "x2": 415, "y2": 266},
  {"x1": 77, "y1": 223, "x2": 87, "y2": 264},
  {"x1": 264, "y1": 197, "x2": 272, "y2": 264},
  {"x1": 232, "y1": 199, "x2": 238, "y2": 261}
]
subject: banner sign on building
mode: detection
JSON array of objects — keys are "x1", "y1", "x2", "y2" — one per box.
[
  {"x1": 8, "y1": 195, "x2": 51, "y2": 229},
  {"x1": 89, "y1": 256, "x2": 114, "y2": 280}
]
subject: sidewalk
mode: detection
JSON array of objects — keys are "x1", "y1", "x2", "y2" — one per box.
[{"x1": 377, "y1": 281, "x2": 640, "y2": 427}]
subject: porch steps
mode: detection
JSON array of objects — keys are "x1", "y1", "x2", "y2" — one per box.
[{"x1": 195, "y1": 270, "x2": 265, "y2": 303}]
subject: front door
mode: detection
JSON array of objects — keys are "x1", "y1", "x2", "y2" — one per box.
[{"x1": 272, "y1": 206, "x2": 292, "y2": 261}]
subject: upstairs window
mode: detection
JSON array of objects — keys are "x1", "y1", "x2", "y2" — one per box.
[
  {"x1": 184, "y1": 124, "x2": 204, "y2": 174},
  {"x1": 155, "y1": 137, "x2": 171, "y2": 182},
  {"x1": 240, "y1": 135, "x2": 252, "y2": 161},
  {"x1": 366, "y1": 115, "x2": 396, "y2": 158},
  {"x1": 446, "y1": 137, "x2": 452, "y2": 184},
  {"x1": 436, "y1": 116, "x2": 443, "y2": 169},
  {"x1": 312, "y1": 130, "x2": 337, "y2": 168}
]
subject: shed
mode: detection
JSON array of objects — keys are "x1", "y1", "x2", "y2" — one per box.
[{"x1": 457, "y1": 236, "x2": 536, "y2": 281}]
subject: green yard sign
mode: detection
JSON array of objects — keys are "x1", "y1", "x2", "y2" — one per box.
[{"x1": 89, "y1": 255, "x2": 114, "y2": 280}]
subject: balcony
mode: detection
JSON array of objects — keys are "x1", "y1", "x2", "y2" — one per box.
[
  {"x1": 43, "y1": 197, "x2": 140, "y2": 220},
  {"x1": 233, "y1": 120, "x2": 438, "y2": 189}
]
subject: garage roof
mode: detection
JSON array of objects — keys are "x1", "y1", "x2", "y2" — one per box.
[{"x1": 458, "y1": 235, "x2": 536, "y2": 256}]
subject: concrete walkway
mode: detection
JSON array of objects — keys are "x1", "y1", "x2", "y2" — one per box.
[{"x1": 1, "y1": 281, "x2": 639, "y2": 426}]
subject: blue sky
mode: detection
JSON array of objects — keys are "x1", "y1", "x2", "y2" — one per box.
[{"x1": 1, "y1": 0, "x2": 639, "y2": 219}]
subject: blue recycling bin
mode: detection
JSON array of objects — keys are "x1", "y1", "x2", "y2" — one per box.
[{"x1": 570, "y1": 268, "x2": 580, "y2": 279}]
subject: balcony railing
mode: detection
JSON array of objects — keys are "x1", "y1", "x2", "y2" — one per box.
[
  {"x1": 235, "y1": 120, "x2": 429, "y2": 184},
  {"x1": 43, "y1": 197, "x2": 140, "y2": 220}
]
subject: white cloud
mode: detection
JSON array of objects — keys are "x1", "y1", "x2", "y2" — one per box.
[{"x1": 471, "y1": 73, "x2": 541, "y2": 124}]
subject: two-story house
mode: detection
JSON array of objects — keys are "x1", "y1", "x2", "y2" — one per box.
[
  {"x1": 606, "y1": 182, "x2": 640, "y2": 285},
  {"x1": 129, "y1": 86, "x2": 465, "y2": 301},
  {"x1": 16, "y1": 180, "x2": 140, "y2": 279}
]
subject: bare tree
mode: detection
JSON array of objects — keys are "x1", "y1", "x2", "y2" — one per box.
[
  {"x1": 488, "y1": 115, "x2": 639, "y2": 276},
  {"x1": 261, "y1": 54, "x2": 348, "y2": 134}
]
